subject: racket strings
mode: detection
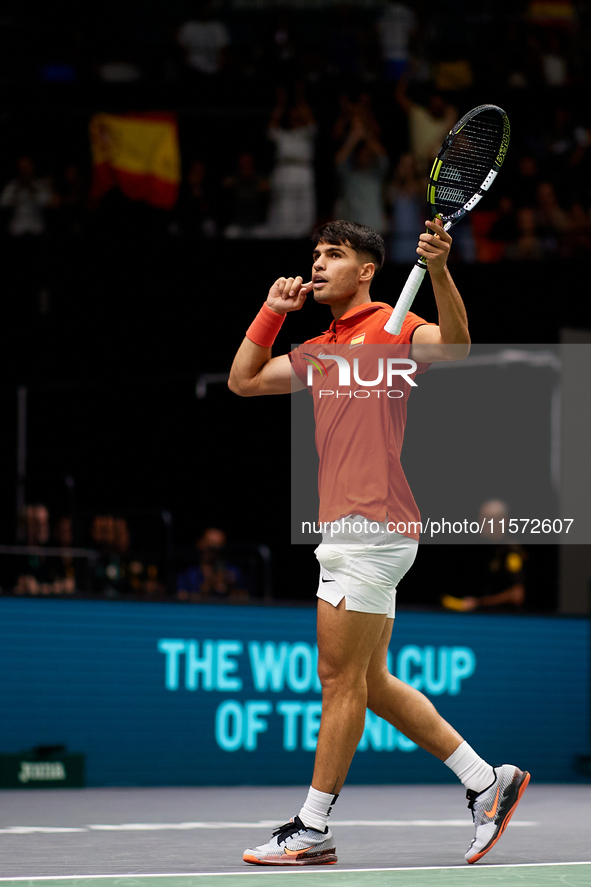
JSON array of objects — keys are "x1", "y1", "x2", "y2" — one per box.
[{"x1": 434, "y1": 112, "x2": 504, "y2": 216}]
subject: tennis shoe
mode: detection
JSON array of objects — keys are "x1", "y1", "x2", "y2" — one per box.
[
  {"x1": 243, "y1": 815, "x2": 337, "y2": 866},
  {"x1": 465, "y1": 764, "x2": 530, "y2": 863}
]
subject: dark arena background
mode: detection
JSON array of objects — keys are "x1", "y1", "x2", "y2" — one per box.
[{"x1": 1, "y1": 1, "x2": 590, "y2": 885}]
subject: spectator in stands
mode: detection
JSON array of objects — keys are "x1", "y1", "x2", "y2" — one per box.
[
  {"x1": 562, "y1": 203, "x2": 591, "y2": 257},
  {"x1": 29, "y1": 504, "x2": 50, "y2": 544},
  {"x1": 442, "y1": 500, "x2": 526, "y2": 613},
  {"x1": 117, "y1": 519, "x2": 166, "y2": 597},
  {"x1": 259, "y1": 89, "x2": 317, "y2": 238},
  {"x1": 504, "y1": 207, "x2": 544, "y2": 262},
  {"x1": 540, "y1": 32, "x2": 570, "y2": 88},
  {"x1": 395, "y1": 78, "x2": 456, "y2": 175},
  {"x1": 0, "y1": 156, "x2": 53, "y2": 237},
  {"x1": 14, "y1": 504, "x2": 53, "y2": 595},
  {"x1": 177, "y1": 527, "x2": 245, "y2": 601},
  {"x1": 222, "y1": 152, "x2": 269, "y2": 238},
  {"x1": 534, "y1": 181, "x2": 569, "y2": 256},
  {"x1": 332, "y1": 90, "x2": 381, "y2": 147},
  {"x1": 130, "y1": 561, "x2": 166, "y2": 596},
  {"x1": 177, "y1": 1, "x2": 230, "y2": 76},
  {"x1": 377, "y1": 1, "x2": 417, "y2": 82},
  {"x1": 90, "y1": 514, "x2": 131, "y2": 596},
  {"x1": 334, "y1": 117, "x2": 389, "y2": 234},
  {"x1": 51, "y1": 516, "x2": 77, "y2": 594},
  {"x1": 170, "y1": 159, "x2": 217, "y2": 238},
  {"x1": 386, "y1": 152, "x2": 423, "y2": 262},
  {"x1": 1, "y1": 155, "x2": 54, "y2": 310}
]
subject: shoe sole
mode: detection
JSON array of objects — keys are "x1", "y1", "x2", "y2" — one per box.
[
  {"x1": 466, "y1": 769, "x2": 531, "y2": 864},
  {"x1": 243, "y1": 851, "x2": 338, "y2": 866}
]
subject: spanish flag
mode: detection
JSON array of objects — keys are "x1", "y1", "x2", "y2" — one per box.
[{"x1": 89, "y1": 112, "x2": 180, "y2": 210}]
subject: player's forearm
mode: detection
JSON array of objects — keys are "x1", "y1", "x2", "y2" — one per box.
[
  {"x1": 429, "y1": 266, "x2": 470, "y2": 350},
  {"x1": 335, "y1": 131, "x2": 361, "y2": 166},
  {"x1": 478, "y1": 584, "x2": 525, "y2": 608},
  {"x1": 228, "y1": 299, "x2": 287, "y2": 395},
  {"x1": 229, "y1": 279, "x2": 310, "y2": 396}
]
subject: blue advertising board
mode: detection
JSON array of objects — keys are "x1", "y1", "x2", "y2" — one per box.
[{"x1": 0, "y1": 598, "x2": 588, "y2": 786}]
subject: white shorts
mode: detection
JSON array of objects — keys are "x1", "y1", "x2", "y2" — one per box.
[{"x1": 315, "y1": 516, "x2": 418, "y2": 618}]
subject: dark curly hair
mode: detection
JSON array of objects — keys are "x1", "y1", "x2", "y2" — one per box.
[{"x1": 311, "y1": 220, "x2": 385, "y2": 275}]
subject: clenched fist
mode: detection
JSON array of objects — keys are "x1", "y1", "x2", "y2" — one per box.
[{"x1": 267, "y1": 276, "x2": 313, "y2": 315}]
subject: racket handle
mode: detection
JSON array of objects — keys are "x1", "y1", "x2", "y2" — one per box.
[{"x1": 383, "y1": 263, "x2": 427, "y2": 335}]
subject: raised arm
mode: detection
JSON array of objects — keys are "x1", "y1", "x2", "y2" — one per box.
[
  {"x1": 409, "y1": 218, "x2": 471, "y2": 362},
  {"x1": 335, "y1": 118, "x2": 365, "y2": 167},
  {"x1": 228, "y1": 276, "x2": 313, "y2": 396}
]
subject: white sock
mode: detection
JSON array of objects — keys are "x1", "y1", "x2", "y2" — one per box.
[
  {"x1": 444, "y1": 741, "x2": 495, "y2": 794},
  {"x1": 298, "y1": 786, "x2": 339, "y2": 832}
]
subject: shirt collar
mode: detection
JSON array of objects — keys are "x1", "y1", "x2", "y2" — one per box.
[{"x1": 324, "y1": 301, "x2": 390, "y2": 334}]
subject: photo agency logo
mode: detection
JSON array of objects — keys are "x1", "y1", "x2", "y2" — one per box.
[{"x1": 302, "y1": 352, "x2": 418, "y2": 399}]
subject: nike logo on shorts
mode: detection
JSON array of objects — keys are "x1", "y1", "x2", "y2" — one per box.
[{"x1": 321, "y1": 577, "x2": 335, "y2": 583}]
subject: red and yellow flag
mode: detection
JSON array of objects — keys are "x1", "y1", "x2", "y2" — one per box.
[{"x1": 89, "y1": 112, "x2": 180, "y2": 210}]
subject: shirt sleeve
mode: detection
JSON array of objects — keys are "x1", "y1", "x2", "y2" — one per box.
[
  {"x1": 398, "y1": 311, "x2": 436, "y2": 344},
  {"x1": 289, "y1": 345, "x2": 308, "y2": 386},
  {"x1": 289, "y1": 340, "x2": 325, "y2": 388},
  {"x1": 397, "y1": 311, "x2": 436, "y2": 376},
  {"x1": 371, "y1": 307, "x2": 434, "y2": 346}
]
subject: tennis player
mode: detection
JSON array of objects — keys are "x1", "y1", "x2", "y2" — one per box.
[{"x1": 228, "y1": 219, "x2": 529, "y2": 866}]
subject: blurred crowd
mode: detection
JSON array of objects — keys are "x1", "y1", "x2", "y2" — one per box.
[
  {"x1": 4, "y1": 503, "x2": 252, "y2": 602},
  {"x1": 2, "y1": 1, "x2": 591, "y2": 262},
  {"x1": 5, "y1": 500, "x2": 554, "y2": 611}
]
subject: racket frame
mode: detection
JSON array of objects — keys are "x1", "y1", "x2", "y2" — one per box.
[{"x1": 384, "y1": 104, "x2": 510, "y2": 335}]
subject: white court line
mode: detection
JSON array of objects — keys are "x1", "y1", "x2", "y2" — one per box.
[
  {"x1": 0, "y1": 820, "x2": 538, "y2": 834},
  {"x1": 0, "y1": 829, "x2": 87, "y2": 834},
  {"x1": 0, "y1": 862, "x2": 590, "y2": 880}
]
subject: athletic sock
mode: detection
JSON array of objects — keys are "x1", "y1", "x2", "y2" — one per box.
[
  {"x1": 444, "y1": 741, "x2": 495, "y2": 794},
  {"x1": 298, "y1": 786, "x2": 339, "y2": 832}
]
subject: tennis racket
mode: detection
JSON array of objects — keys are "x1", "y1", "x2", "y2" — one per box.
[{"x1": 384, "y1": 104, "x2": 510, "y2": 335}]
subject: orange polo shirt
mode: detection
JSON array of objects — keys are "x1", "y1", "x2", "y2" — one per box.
[{"x1": 290, "y1": 302, "x2": 432, "y2": 541}]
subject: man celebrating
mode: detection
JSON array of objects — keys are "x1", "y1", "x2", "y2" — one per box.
[{"x1": 228, "y1": 219, "x2": 529, "y2": 867}]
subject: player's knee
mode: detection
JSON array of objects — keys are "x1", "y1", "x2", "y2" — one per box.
[
  {"x1": 317, "y1": 655, "x2": 367, "y2": 692},
  {"x1": 316, "y1": 656, "x2": 339, "y2": 689}
]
